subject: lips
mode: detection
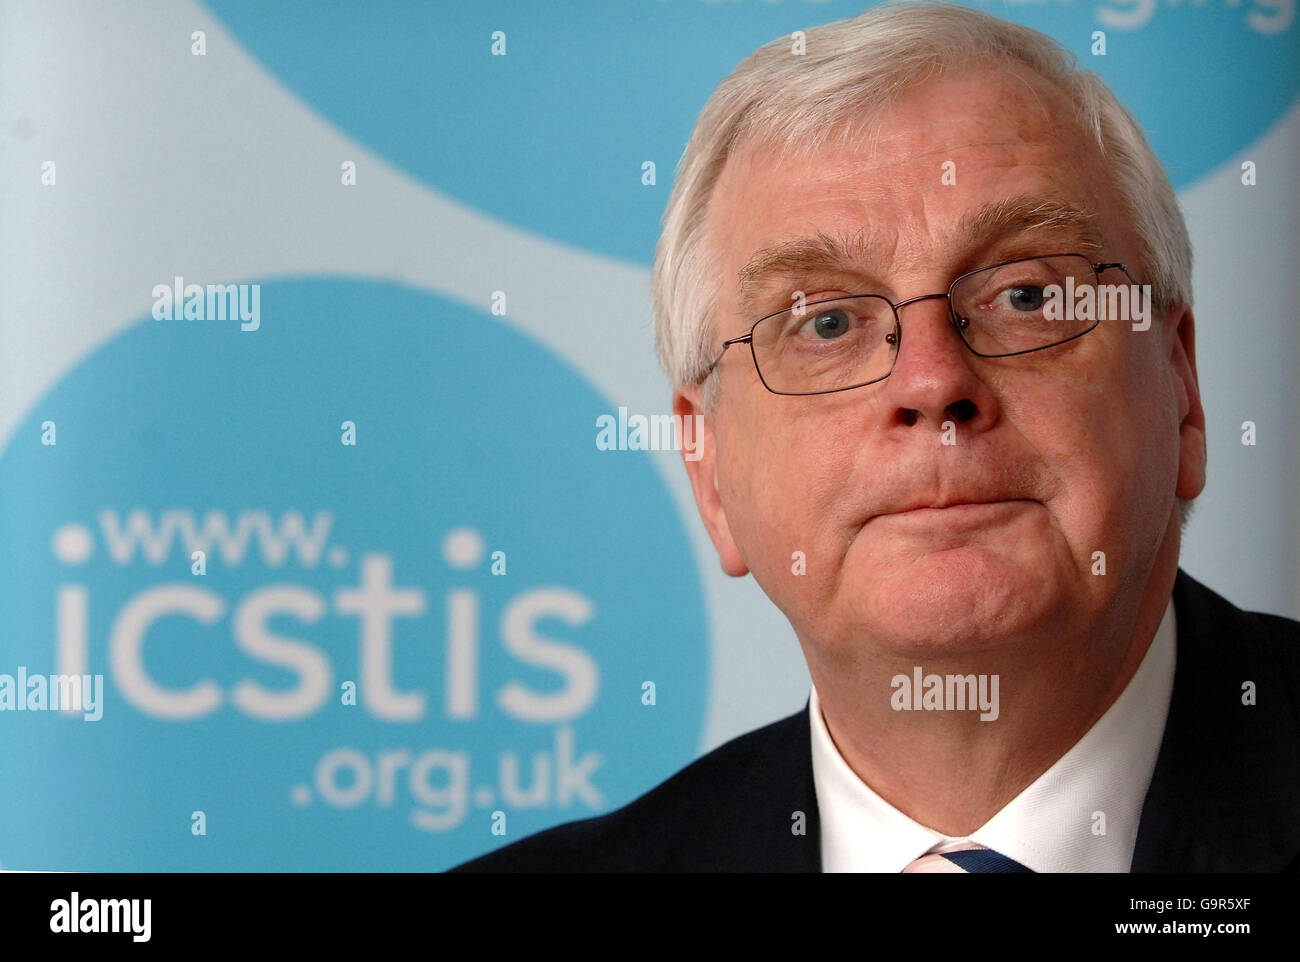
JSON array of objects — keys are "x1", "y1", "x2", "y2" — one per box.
[
  {"x1": 871, "y1": 498, "x2": 1033, "y2": 523},
  {"x1": 893, "y1": 497, "x2": 1014, "y2": 514}
]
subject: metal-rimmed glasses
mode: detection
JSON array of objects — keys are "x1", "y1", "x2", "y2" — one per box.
[{"x1": 701, "y1": 253, "x2": 1136, "y2": 396}]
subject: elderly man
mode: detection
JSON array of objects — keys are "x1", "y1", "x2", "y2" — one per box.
[{"x1": 454, "y1": 1, "x2": 1299, "y2": 873}]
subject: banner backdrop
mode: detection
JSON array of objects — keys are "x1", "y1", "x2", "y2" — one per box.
[{"x1": 0, "y1": 0, "x2": 1296, "y2": 871}]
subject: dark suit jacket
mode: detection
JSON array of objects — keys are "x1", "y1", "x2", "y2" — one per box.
[{"x1": 451, "y1": 568, "x2": 1300, "y2": 872}]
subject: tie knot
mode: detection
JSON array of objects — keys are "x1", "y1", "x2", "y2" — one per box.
[{"x1": 904, "y1": 841, "x2": 1034, "y2": 873}]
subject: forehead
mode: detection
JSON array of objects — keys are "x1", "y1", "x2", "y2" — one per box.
[{"x1": 706, "y1": 62, "x2": 1126, "y2": 314}]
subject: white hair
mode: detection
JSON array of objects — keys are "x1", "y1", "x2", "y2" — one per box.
[{"x1": 649, "y1": 0, "x2": 1196, "y2": 528}]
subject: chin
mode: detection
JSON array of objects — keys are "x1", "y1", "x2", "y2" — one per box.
[{"x1": 841, "y1": 543, "x2": 1063, "y2": 656}]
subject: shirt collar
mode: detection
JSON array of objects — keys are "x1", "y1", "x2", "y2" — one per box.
[{"x1": 810, "y1": 596, "x2": 1177, "y2": 872}]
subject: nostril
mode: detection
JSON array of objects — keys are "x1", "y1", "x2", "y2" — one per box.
[
  {"x1": 947, "y1": 398, "x2": 977, "y2": 422},
  {"x1": 900, "y1": 409, "x2": 919, "y2": 427}
]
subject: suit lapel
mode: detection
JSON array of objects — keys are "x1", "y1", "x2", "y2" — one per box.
[
  {"x1": 716, "y1": 700, "x2": 822, "y2": 872},
  {"x1": 1131, "y1": 568, "x2": 1300, "y2": 871}
]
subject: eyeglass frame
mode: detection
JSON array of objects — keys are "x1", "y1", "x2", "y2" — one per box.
[{"x1": 700, "y1": 252, "x2": 1137, "y2": 396}]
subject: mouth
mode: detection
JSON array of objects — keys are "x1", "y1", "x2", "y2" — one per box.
[{"x1": 871, "y1": 499, "x2": 1036, "y2": 525}]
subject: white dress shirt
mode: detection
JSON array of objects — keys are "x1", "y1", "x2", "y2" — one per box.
[{"x1": 810, "y1": 597, "x2": 1177, "y2": 872}]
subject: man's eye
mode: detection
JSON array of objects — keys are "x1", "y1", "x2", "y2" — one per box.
[
  {"x1": 1004, "y1": 284, "x2": 1046, "y2": 312},
  {"x1": 801, "y1": 308, "x2": 853, "y2": 339}
]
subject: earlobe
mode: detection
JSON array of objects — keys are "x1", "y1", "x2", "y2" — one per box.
[{"x1": 673, "y1": 387, "x2": 750, "y2": 577}]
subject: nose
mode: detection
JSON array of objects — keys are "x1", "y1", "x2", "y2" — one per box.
[{"x1": 882, "y1": 292, "x2": 995, "y2": 432}]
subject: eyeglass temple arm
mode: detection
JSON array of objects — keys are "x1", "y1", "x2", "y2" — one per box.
[{"x1": 701, "y1": 333, "x2": 753, "y2": 381}]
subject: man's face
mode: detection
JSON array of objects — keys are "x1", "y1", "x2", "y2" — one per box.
[{"x1": 678, "y1": 63, "x2": 1206, "y2": 667}]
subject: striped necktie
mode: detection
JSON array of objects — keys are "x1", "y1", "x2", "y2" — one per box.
[{"x1": 904, "y1": 841, "x2": 1034, "y2": 873}]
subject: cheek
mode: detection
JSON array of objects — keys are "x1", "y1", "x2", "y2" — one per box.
[
  {"x1": 717, "y1": 409, "x2": 862, "y2": 582},
  {"x1": 1122, "y1": 335, "x2": 1183, "y2": 517},
  {"x1": 1021, "y1": 340, "x2": 1170, "y2": 548}
]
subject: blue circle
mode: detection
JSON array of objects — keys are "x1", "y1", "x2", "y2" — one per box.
[
  {"x1": 202, "y1": 0, "x2": 1299, "y2": 260},
  {"x1": 0, "y1": 278, "x2": 708, "y2": 870}
]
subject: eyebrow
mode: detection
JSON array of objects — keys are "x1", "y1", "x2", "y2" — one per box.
[{"x1": 734, "y1": 194, "x2": 1107, "y2": 320}]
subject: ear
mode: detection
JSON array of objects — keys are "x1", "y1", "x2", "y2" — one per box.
[
  {"x1": 1166, "y1": 305, "x2": 1207, "y2": 502},
  {"x1": 674, "y1": 384, "x2": 749, "y2": 577}
]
